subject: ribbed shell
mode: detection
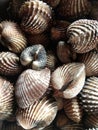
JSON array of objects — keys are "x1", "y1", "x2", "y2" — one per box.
[
  {"x1": 67, "y1": 19, "x2": 98, "y2": 53},
  {"x1": 51, "y1": 63, "x2": 85, "y2": 99},
  {"x1": 64, "y1": 97, "x2": 83, "y2": 123},
  {"x1": 43, "y1": 0, "x2": 60, "y2": 8},
  {"x1": 0, "y1": 77, "x2": 14, "y2": 120},
  {"x1": 15, "y1": 68, "x2": 51, "y2": 108},
  {"x1": 77, "y1": 51, "x2": 98, "y2": 77},
  {"x1": 16, "y1": 97, "x2": 58, "y2": 130},
  {"x1": 0, "y1": 21, "x2": 27, "y2": 53},
  {"x1": 19, "y1": 0, "x2": 52, "y2": 35},
  {"x1": 0, "y1": 52, "x2": 22, "y2": 76},
  {"x1": 20, "y1": 44, "x2": 47, "y2": 70},
  {"x1": 80, "y1": 76, "x2": 98, "y2": 114}
]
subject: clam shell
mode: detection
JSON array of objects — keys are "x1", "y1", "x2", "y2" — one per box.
[
  {"x1": 20, "y1": 44, "x2": 47, "y2": 70},
  {"x1": 0, "y1": 52, "x2": 22, "y2": 76},
  {"x1": 16, "y1": 97, "x2": 58, "y2": 130},
  {"x1": 67, "y1": 19, "x2": 98, "y2": 53},
  {"x1": 43, "y1": 0, "x2": 60, "y2": 8},
  {"x1": 0, "y1": 21, "x2": 27, "y2": 53},
  {"x1": 80, "y1": 76, "x2": 98, "y2": 114},
  {"x1": 19, "y1": 0, "x2": 52, "y2": 35},
  {"x1": 51, "y1": 63, "x2": 85, "y2": 99},
  {"x1": 0, "y1": 77, "x2": 14, "y2": 120},
  {"x1": 15, "y1": 68, "x2": 51, "y2": 108}
]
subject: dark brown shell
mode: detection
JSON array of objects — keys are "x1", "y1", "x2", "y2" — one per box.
[{"x1": 43, "y1": 0, "x2": 60, "y2": 8}]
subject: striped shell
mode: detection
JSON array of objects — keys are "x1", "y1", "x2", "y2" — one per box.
[
  {"x1": 16, "y1": 97, "x2": 58, "y2": 130},
  {"x1": 0, "y1": 77, "x2": 14, "y2": 120},
  {"x1": 43, "y1": 0, "x2": 60, "y2": 8},
  {"x1": 0, "y1": 21, "x2": 27, "y2": 53},
  {"x1": 19, "y1": 0, "x2": 52, "y2": 35},
  {"x1": 51, "y1": 63, "x2": 86, "y2": 99},
  {"x1": 64, "y1": 97, "x2": 83, "y2": 123},
  {"x1": 0, "y1": 52, "x2": 22, "y2": 76},
  {"x1": 77, "y1": 51, "x2": 98, "y2": 77},
  {"x1": 15, "y1": 68, "x2": 51, "y2": 108},
  {"x1": 20, "y1": 44, "x2": 47, "y2": 70},
  {"x1": 67, "y1": 19, "x2": 98, "y2": 53},
  {"x1": 80, "y1": 76, "x2": 98, "y2": 114}
]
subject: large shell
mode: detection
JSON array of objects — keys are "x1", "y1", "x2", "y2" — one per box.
[
  {"x1": 51, "y1": 63, "x2": 85, "y2": 99},
  {"x1": 42, "y1": 0, "x2": 60, "y2": 8},
  {"x1": 0, "y1": 77, "x2": 14, "y2": 120},
  {"x1": 19, "y1": 0, "x2": 52, "y2": 35},
  {"x1": 15, "y1": 68, "x2": 51, "y2": 108},
  {"x1": 0, "y1": 52, "x2": 22, "y2": 76},
  {"x1": 20, "y1": 44, "x2": 47, "y2": 70},
  {"x1": 16, "y1": 97, "x2": 58, "y2": 130},
  {"x1": 0, "y1": 21, "x2": 27, "y2": 53},
  {"x1": 79, "y1": 76, "x2": 98, "y2": 114},
  {"x1": 67, "y1": 19, "x2": 98, "y2": 53}
]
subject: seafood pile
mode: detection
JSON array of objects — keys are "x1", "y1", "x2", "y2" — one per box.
[{"x1": 0, "y1": 0, "x2": 98, "y2": 130}]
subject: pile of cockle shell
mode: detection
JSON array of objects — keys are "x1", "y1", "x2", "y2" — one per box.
[{"x1": 0, "y1": 0, "x2": 98, "y2": 130}]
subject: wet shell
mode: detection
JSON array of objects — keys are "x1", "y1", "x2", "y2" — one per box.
[
  {"x1": 15, "y1": 68, "x2": 51, "y2": 108},
  {"x1": 77, "y1": 51, "x2": 98, "y2": 77},
  {"x1": 16, "y1": 97, "x2": 58, "y2": 130},
  {"x1": 42, "y1": 0, "x2": 60, "y2": 8},
  {"x1": 19, "y1": 0, "x2": 52, "y2": 35},
  {"x1": 80, "y1": 76, "x2": 98, "y2": 114},
  {"x1": 20, "y1": 44, "x2": 47, "y2": 70},
  {"x1": 64, "y1": 97, "x2": 83, "y2": 123},
  {"x1": 0, "y1": 21, "x2": 27, "y2": 53},
  {"x1": 67, "y1": 19, "x2": 98, "y2": 53},
  {"x1": 0, "y1": 77, "x2": 14, "y2": 120},
  {"x1": 0, "y1": 52, "x2": 22, "y2": 76},
  {"x1": 51, "y1": 63, "x2": 85, "y2": 99}
]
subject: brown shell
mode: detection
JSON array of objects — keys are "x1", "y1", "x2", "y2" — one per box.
[
  {"x1": 51, "y1": 63, "x2": 85, "y2": 99},
  {"x1": 16, "y1": 97, "x2": 58, "y2": 130},
  {"x1": 54, "y1": 97, "x2": 64, "y2": 110},
  {"x1": 43, "y1": 0, "x2": 60, "y2": 8},
  {"x1": 0, "y1": 52, "x2": 22, "y2": 76},
  {"x1": 15, "y1": 68, "x2": 51, "y2": 108},
  {"x1": 67, "y1": 19, "x2": 98, "y2": 53},
  {"x1": 19, "y1": 0, "x2": 52, "y2": 35},
  {"x1": 0, "y1": 21, "x2": 27, "y2": 53}
]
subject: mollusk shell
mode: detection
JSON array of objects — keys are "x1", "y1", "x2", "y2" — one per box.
[
  {"x1": 0, "y1": 77, "x2": 14, "y2": 120},
  {"x1": 16, "y1": 97, "x2": 58, "y2": 130},
  {"x1": 20, "y1": 44, "x2": 47, "y2": 70},
  {"x1": 0, "y1": 21, "x2": 27, "y2": 53},
  {"x1": 19, "y1": 0, "x2": 52, "y2": 35},
  {"x1": 51, "y1": 63, "x2": 85, "y2": 99},
  {"x1": 15, "y1": 68, "x2": 51, "y2": 108},
  {"x1": 42, "y1": 0, "x2": 60, "y2": 8},
  {"x1": 0, "y1": 52, "x2": 22, "y2": 76},
  {"x1": 67, "y1": 19, "x2": 98, "y2": 53}
]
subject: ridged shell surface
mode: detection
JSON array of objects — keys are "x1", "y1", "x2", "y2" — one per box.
[
  {"x1": 51, "y1": 63, "x2": 85, "y2": 99},
  {"x1": 0, "y1": 52, "x2": 22, "y2": 76},
  {"x1": 15, "y1": 68, "x2": 51, "y2": 108},
  {"x1": 16, "y1": 97, "x2": 58, "y2": 130},
  {"x1": 67, "y1": 19, "x2": 98, "y2": 53},
  {"x1": 19, "y1": 0, "x2": 52, "y2": 35}
]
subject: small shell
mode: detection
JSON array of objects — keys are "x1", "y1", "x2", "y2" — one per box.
[
  {"x1": 43, "y1": 0, "x2": 60, "y2": 8},
  {"x1": 67, "y1": 19, "x2": 98, "y2": 53},
  {"x1": 0, "y1": 77, "x2": 14, "y2": 120},
  {"x1": 15, "y1": 68, "x2": 51, "y2": 108},
  {"x1": 51, "y1": 63, "x2": 85, "y2": 99},
  {"x1": 0, "y1": 52, "x2": 22, "y2": 76},
  {"x1": 19, "y1": 0, "x2": 52, "y2": 35},
  {"x1": 80, "y1": 76, "x2": 98, "y2": 114},
  {"x1": 16, "y1": 97, "x2": 58, "y2": 130},
  {"x1": 20, "y1": 44, "x2": 47, "y2": 70},
  {"x1": 0, "y1": 21, "x2": 27, "y2": 53}
]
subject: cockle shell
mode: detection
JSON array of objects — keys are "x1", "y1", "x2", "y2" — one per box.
[
  {"x1": 16, "y1": 97, "x2": 58, "y2": 130},
  {"x1": 0, "y1": 21, "x2": 27, "y2": 53},
  {"x1": 51, "y1": 63, "x2": 85, "y2": 99},
  {"x1": 0, "y1": 52, "x2": 22, "y2": 76},
  {"x1": 15, "y1": 68, "x2": 51, "y2": 108},
  {"x1": 19, "y1": 0, "x2": 52, "y2": 35},
  {"x1": 79, "y1": 76, "x2": 98, "y2": 114},
  {"x1": 0, "y1": 77, "x2": 14, "y2": 120},
  {"x1": 20, "y1": 44, "x2": 47, "y2": 70},
  {"x1": 67, "y1": 19, "x2": 98, "y2": 53},
  {"x1": 42, "y1": 0, "x2": 60, "y2": 8}
]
